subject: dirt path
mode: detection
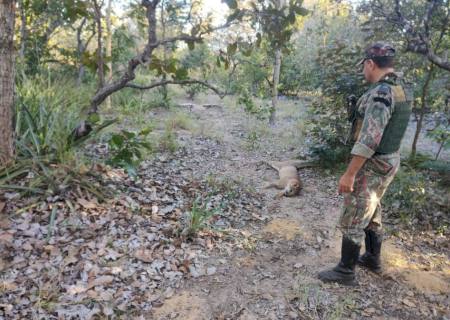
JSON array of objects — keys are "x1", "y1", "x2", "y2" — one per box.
[{"x1": 152, "y1": 98, "x2": 450, "y2": 320}]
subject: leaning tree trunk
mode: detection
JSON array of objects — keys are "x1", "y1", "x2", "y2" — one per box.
[
  {"x1": 411, "y1": 64, "x2": 435, "y2": 156},
  {"x1": 88, "y1": 0, "x2": 160, "y2": 114},
  {"x1": 0, "y1": 0, "x2": 16, "y2": 166}
]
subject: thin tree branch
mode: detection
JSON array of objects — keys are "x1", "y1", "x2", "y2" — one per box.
[{"x1": 126, "y1": 79, "x2": 226, "y2": 98}]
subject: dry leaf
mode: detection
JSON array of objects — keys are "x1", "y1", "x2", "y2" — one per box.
[
  {"x1": 366, "y1": 307, "x2": 376, "y2": 314},
  {"x1": 251, "y1": 212, "x2": 264, "y2": 221},
  {"x1": 67, "y1": 284, "x2": 88, "y2": 295},
  {"x1": 77, "y1": 198, "x2": 98, "y2": 209},
  {"x1": 0, "y1": 232, "x2": 14, "y2": 243},
  {"x1": 0, "y1": 202, "x2": 5, "y2": 213},
  {"x1": 134, "y1": 248, "x2": 153, "y2": 263},
  {"x1": 402, "y1": 298, "x2": 416, "y2": 308},
  {"x1": 88, "y1": 275, "x2": 114, "y2": 289}
]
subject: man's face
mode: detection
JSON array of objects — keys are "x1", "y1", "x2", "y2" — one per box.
[{"x1": 362, "y1": 59, "x2": 375, "y2": 83}]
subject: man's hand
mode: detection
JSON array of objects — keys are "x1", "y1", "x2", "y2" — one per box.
[
  {"x1": 338, "y1": 155, "x2": 367, "y2": 194},
  {"x1": 338, "y1": 172, "x2": 356, "y2": 194}
]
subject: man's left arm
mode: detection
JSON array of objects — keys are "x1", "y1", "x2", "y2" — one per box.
[{"x1": 339, "y1": 86, "x2": 394, "y2": 194}]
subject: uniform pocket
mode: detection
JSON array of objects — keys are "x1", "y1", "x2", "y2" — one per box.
[{"x1": 365, "y1": 157, "x2": 394, "y2": 176}]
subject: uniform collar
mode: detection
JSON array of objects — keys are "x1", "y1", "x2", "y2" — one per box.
[{"x1": 378, "y1": 72, "x2": 402, "y2": 85}]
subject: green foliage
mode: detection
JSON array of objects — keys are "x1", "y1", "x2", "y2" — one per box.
[
  {"x1": 306, "y1": 95, "x2": 352, "y2": 168},
  {"x1": 1, "y1": 75, "x2": 111, "y2": 197},
  {"x1": 384, "y1": 168, "x2": 429, "y2": 223},
  {"x1": 158, "y1": 127, "x2": 178, "y2": 153},
  {"x1": 106, "y1": 128, "x2": 153, "y2": 176},
  {"x1": 165, "y1": 112, "x2": 195, "y2": 131},
  {"x1": 237, "y1": 89, "x2": 274, "y2": 121},
  {"x1": 14, "y1": 75, "x2": 99, "y2": 161},
  {"x1": 205, "y1": 174, "x2": 240, "y2": 200},
  {"x1": 112, "y1": 25, "x2": 138, "y2": 65},
  {"x1": 181, "y1": 197, "x2": 221, "y2": 239},
  {"x1": 113, "y1": 87, "x2": 173, "y2": 113},
  {"x1": 427, "y1": 124, "x2": 450, "y2": 160},
  {"x1": 17, "y1": 0, "x2": 90, "y2": 74},
  {"x1": 225, "y1": 0, "x2": 309, "y2": 51},
  {"x1": 241, "y1": 121, "x2": 270, "y2": 151}
]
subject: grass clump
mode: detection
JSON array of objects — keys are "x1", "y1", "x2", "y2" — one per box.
[
  {"x1": 287, "y1": 277, "x2": 356, "y2": 319},
  {"x1": 165, "y1": 112, "x2": 195, "y2": 131},
  {"x1": 180, "y1": 197, "x2": 221, "y2": 239},
  {"x1": 158, "y1": 127, "x2": 178, "y2": 153}
]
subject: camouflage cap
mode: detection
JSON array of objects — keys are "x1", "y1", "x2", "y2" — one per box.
[{"x1": 357, "y1": 42, "x2": 396, "y2": 65}]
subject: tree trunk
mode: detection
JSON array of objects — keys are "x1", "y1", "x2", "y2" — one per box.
[
  {"x1": 105, "y1": 0, "x2": 112, "y2": 109},
  {"x1": 411, "y1": 64, "x2": 435, "y2": 156},
  {"x1": 94, "y1": 0, "x2": 105, "y2": 90},
  {"x1": 160, "y1": 0, "x2": 168, "y2": 101},
  {"x1": 18, "y1": 0, "x2": 27, "y2": 60},
  {"x1": 76, "y1": 18, "x2": 96, "y2": 86},
  {"x1": 76, "y1": 18, "x2": 87, "y2": 86},
  {"x1": 0, "y1": 0, "x2": 16, "y2": 166},
  {"x1": 77, "y1": 65, "x2": 86, "y2": 87},
  {"x1": 269, "y1": 0, "x2": 284, "y2": 125},
  {"x1": 270, "y1": 47, "x2": 281, "y2": 125}
]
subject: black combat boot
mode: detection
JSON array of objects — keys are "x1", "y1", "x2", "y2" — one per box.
[
  {"x1": 318, "y1": 236, "x2": 361, "y2": 286},
  {"x1": 358, "y1": 229, "x2": 382, "y2": 273}
]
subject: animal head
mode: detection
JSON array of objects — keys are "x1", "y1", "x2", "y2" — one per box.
[{"x1": 283, "y1": 179, "x2": 301, "y2": 196}]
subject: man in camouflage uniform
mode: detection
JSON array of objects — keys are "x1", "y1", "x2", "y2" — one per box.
[{"x1": 318, "y1": 43, "x2": 412, "y2": 286}]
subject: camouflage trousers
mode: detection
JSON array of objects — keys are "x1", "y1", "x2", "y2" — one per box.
[{"x1": 338, "y1": 153, "x2": 401, "y2": 244}]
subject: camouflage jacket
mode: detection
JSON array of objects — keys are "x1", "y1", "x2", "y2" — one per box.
[{"x1": 351, "y1": 72, "x2": 409, "y2": 159}]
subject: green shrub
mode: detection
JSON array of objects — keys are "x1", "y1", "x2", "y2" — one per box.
[
  {"x1": 427, "y1": 124, "x2": 449, "y2": 160},
  {"x1": 237, "y1": 89, "x2": 274, "y2": 121},
  {"x1": 384, "y1": 169, "x2": 430, "y2": 223},
  {"x1": 306, "y1": 96, "x2": 352, "y2": 168},
  {"x1": 1, "y1": 75, "x2": 113, "y2": 197},
  {"x1": 106, "y1": 128, "x2": 153, "y2": 176}
]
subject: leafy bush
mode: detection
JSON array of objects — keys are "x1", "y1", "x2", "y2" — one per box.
[
  {"x1": 184, "y1": 83, "x2": 205, "y2": 100},
  {"x1": 306, "y1": 96, "x2": 352, "y2": 168},
  {"x1": 384, "y1": 169, "x2": 429, "y2": 223},
  {"x1": 427, "y1": 124, "x2": 449, "y2": 160},
  {"x1": 384, "y1": 165, "x2": 449, "y2": 229},
  {"x1": 237, "y1": 89, "x2": 274, "y2": 121},
  {"x1": 15, "y1": 76, "x2": 87, "y2": 160},
  {"x1": 106, "y1": 128, "x2": 153, "y2": 176},
  {"x1": 304, "y1": 41, "x2": 366, "y2": 168},
  {"x1": 1, "y1": 76, "x2": 113, "y2": 197}
]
